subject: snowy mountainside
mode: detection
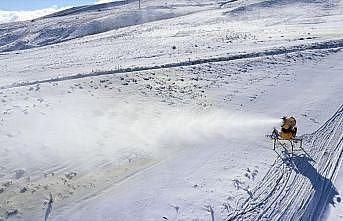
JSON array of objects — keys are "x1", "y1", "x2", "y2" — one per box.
[
  {"x1": 0, "y1": 0, "x2": 342, "y2": 87},
  {"x1": 42, "y1": 0, "x2": 137, "y2": 18},
  {"x1": 0, "y1": 0, "x2": 342, "y2": 220},
  {"x1": 0, "y1": 0, "x2": 215, "y2": 52}
]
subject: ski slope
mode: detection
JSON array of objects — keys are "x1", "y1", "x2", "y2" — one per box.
[
  {"x1": 49, "y1": 49, "x2": 343, "y2": 221},
  {"x1": 0, "y1": 0, "x2": 342, "y2": 220},
  {"x1": 0, "y1": 0, "x2": 215, "y2": 52},
  {"x1": 227, "y1": 105, "x2": 343, "y2": 220}
]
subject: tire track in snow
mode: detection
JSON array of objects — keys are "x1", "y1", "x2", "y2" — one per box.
[
  {"x1": 226, "y1": 105, "x2": 343, "y2": 221},
  {"x1": 1, "y1": 39, "x2": 343, "y2": 90}
]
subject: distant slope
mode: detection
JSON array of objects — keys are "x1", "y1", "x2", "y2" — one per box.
[
  {"x1": 41, "y1": 0, "x2": 136, "y2": 19},
  {"x1": 0, "y1": 0, "x2": 215, "y2": 53}
]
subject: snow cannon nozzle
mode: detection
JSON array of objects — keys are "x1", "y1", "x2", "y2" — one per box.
[
  {"x1": 281, "y1": 116, "x2": 296, "y2": 126},
  {"x1": 274, "y1": 116, "x2": 298, "y2": 140}
]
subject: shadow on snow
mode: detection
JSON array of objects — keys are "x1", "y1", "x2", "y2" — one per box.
[{"x1": 279, "y1": 149, "x2": 341, "y2": 220}]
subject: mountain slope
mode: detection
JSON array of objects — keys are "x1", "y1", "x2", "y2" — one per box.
[
  {"x1": 0, "y1": 0, "x2": 215, "y2": 52},
  {"x1": 0, "y1": 0, "x2": 342, "y2": 220},
  {"x1": 227, "y1": 105, "x2": 343, "y2": 221}
]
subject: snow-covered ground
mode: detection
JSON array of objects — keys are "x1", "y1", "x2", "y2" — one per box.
[{"x1": 0, "y1": 0, "x2": 342, "y2": 220}]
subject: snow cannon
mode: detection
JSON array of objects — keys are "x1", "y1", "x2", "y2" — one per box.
[
  {"x1": 280, "y1": 116, "x2": 297, "y2": 140},
  {"x1": 267, "y1": 116, "x2": 302, "y2": 153}
]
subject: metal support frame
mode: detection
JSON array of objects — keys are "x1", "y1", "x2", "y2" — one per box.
[
  {"x1": 273, "y1": 137, "x2": 302, "y2": 154},
  {"x1": 289, "y1": 140, "x2": 294, "y2": 153}
]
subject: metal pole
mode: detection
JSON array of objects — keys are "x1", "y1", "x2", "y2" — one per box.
[{"x1": 139, "y1": 0, "x2": 141, "y2": 9}]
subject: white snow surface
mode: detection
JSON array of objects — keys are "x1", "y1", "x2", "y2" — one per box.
[
  {"x1": 0, "y1": 0, "x2": 342, "y2": 220},
  {"x1": 0, "y1": 0, "x2": 214, "y2": 52}
]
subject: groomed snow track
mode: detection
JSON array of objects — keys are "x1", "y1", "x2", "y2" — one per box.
[
  {"x1": 1, "y1": 39, "x2": 342, "y2": 90},
  {"x1": 226, "y1": 104, "x2": 343, "y2": 221}
]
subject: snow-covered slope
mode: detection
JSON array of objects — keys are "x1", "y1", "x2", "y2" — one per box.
[
  {"x1": 48, "y1": 50, "x2": 343, "y2": 221},
  {"x1": 0, "y1": 0, "x2": 342, "y2": 220},
  {"x1": 227, "y1": 105, "x2": 343, "y2": 220},
  {"x1": 0, "y1": 0, "x2": 342, "y2": 87},
  {"x1": 0, "y1": 0, "x2": 215, "y2": 52}
]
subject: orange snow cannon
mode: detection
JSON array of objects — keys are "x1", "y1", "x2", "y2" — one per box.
[
  {"x1": 267, "y1": 116, "x2": 303, "y2": 153},
  {"x1": 279, "y1": 116, "x2": 297, "y2": 140}
]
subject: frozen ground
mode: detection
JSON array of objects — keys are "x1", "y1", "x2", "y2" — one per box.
[{"x1": 0, "y1": 0, "x2": 342, "y2": 220}]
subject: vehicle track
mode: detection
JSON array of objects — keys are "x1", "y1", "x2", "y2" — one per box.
[
  {"x1": 0, "y1": 39, "x2": 342, "y2": 90},
  {"x1": 226, "y1": 105, "x2": 343, "y2": 221}
]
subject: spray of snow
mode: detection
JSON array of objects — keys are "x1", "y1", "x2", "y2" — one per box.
[
  {"x1": 4, "y1": 100, "x2": 281, "y2": 175},
  {"x1": 16, "y1": 103, "x2": 279, "y2": 159},
  {"x1": 128, "y1": 108, "x2": 281, "y2": 153}
]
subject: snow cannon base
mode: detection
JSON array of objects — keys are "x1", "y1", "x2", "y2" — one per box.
[{"x1": 266, "y1": 129, "x2": 303, "y2": 153}]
